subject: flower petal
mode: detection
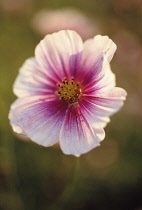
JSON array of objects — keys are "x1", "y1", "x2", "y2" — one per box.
[
  {"x1": 35, "y1": 30, "x2": 83, "y2": 81},
  {"x1": 59, "y1": 105, "x2": 105, "y2": 156},
  {"x1": 79, "y1": 99, "x2": 110, "y2": 128},
  {"x1": 80, "y1": 87, "x2": 127, "y2": 127},
  {"x1": 91, "y1": 58, "x2": 116, "y2": 91},
  {"x1": 94, "y1": 35, "x2": 117, "y2": 62},
  {"x1": 82, "y1": 56, "x2": 116, "y2": 93},
  {"x1": 13, "y1": 58, "x2": 58, "y2": 98},
  {"x1": 9, "y1": 95, "x2": 46, "y2": 134},
  {"x1": 76, "y1": 35, "x2": 116, "y2": 86},
  {"x1": 83, "y1": 35, "x2": 117, "y2": 65},
  {"x1": 76, "y1": 52, "x2": 104, "y2": 86},
  {"x1": 9, "y1": 96, "x2": 67, "y2": 146}
]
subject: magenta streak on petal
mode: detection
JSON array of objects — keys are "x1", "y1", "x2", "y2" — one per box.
[
  {"x1": 76, "y1": 53, "x2": 104, "y2": 87},
  {"x1": 9, "y1": 95, "x2": 58, "y2": 134},
  {"x1": 13, "y1": 58, "x2": 61, "y2": 98},
  {"x1": 27, "y1": 58, "x2": 60, "y2": 86},
  {"x1": 81, "y1": 88, "x2": 126, "y2": 118},
  {"x1": 35, "y1": 31, "x2": 83, "y2": 82},
  {"x1": 81, "y1": 56, "x2": 116, "y2": 95},
  {"x1": 35, "y1": 42, "x2": 64, "y2": 82},
  {"x1": 82, "y1": 72, "x2": 116, "y2": 96},
  {"x1": 36, "y1": 64, "x2": 65, "y2": 87},
  {"x1": 69, "y1": 51, "x2": 82, "y2": 80},
  {"x1": 17, "y1": 99, "x2": 68, "y2": 146},
  {"x1": 79, "y1": 99, "x2": 110, "y2": 127},
  {"x1": 59, "y1": 104, "x2": 101, "y2": 155},
  {"x1": 78, "y1": 87, "x2": 126, "y2": 128}
]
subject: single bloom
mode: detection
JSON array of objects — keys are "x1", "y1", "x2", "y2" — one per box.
[
  {"x1": 31, "y1": 8, "x2": 100, "y2": 39},
  {"x1": 9, "y1": 30, "x2": 127, "y2": 156}
]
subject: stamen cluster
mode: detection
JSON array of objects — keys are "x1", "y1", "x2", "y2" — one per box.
[{"x1": 55, "y1": 77, "x2": 82, "y2": 104}]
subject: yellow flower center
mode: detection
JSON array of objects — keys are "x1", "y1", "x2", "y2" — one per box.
[{"x1": 55, "y1": 77, "x2": 82, "y2": 104}]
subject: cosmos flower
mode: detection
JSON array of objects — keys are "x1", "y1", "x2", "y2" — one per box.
[
  {"x1": 9, "y1": 30, "x2": 127, "y2": 156},
  {"x1": 31, "y1": 8, "x2": 99, "y2": 39}
]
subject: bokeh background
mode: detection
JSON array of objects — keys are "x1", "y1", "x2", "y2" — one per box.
[{"x1": 0, "y1": 0, "x2": 142, "y2": 209}]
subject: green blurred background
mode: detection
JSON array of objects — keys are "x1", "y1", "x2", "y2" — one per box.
[{"x1": 0, "y1": 0, "x2": 142, "y2": 209}]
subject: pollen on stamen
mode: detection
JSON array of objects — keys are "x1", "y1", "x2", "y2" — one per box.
[
  {"x1": 55, "y1": 77, "x2": 82, "y2": 104},
  {"x1": 56, "y1": 83, "x2": 60, "y2": 87}
]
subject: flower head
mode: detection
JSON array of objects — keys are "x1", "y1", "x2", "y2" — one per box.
[{"x1": 9, "y1": 30, "x2": 127, "y2": 156}]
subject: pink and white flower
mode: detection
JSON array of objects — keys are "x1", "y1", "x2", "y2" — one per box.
[{"x1": 9, "y1": 30, "x2": 127, "y2": 156}]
